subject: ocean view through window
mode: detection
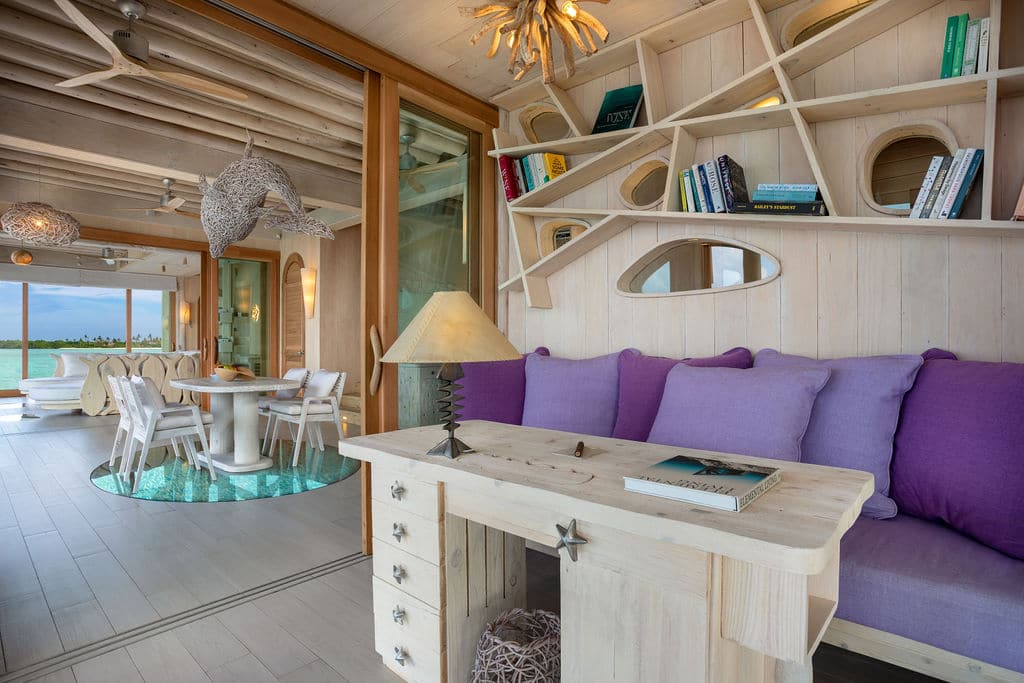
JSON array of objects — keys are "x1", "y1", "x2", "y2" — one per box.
[{"x1": 0, "y1": 283, "x2": 168, "y2": 390}]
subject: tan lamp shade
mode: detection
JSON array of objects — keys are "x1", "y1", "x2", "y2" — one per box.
[{"x1": 382, "y1": 291, "x2": 521, "y2": 364}]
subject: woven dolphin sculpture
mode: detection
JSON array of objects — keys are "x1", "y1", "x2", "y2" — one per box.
[{"x1": 198, "y1": 136, "x2": 334, "y2": 258}]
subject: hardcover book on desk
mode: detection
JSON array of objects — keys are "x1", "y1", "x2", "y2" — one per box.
[{"x1": 624, "y1": 453, "x2": 781, "y2": 511}]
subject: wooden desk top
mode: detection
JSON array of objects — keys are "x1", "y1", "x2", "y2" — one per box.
[{"x1": 343, "y1": 421, "x2": 872, "y2": 574}]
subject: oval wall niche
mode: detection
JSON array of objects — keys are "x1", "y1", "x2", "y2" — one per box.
[
  {"x1": 619, "y1": 159, "x2": 669, "y2": 210},
  {"x1": 858, "y1": 120, "x2": 958, "y2": 216},
  {"x1": 617, "y1": 236, "x2": 781, "y2": 297},
  {"x1": 538, "y1": 219, "x2": 588, "y2": 257},
  {"x1": 519, "y1": 103, "x2": 572, "y2": 144},
  {"x1": 781, "y1": 0, "x2": 878, "y2": 51}
]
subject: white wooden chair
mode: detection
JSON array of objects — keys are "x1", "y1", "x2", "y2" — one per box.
[
  {"x1": 107, "y1": 374, "x2": 133, "y2": 469},
  {"x1": 258, "y1": 367, "x2": 309, "y2": 455},
  {"x1": 265, "y1": 370, "x2": 346, "y2": 467},
  {"x1": 120, "y1": 375, "x2": 215, "y2": 492}
]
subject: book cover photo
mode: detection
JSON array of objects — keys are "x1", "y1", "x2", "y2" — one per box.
[
  {"x1": 592, "y1": 84, "x2": 644, "y2": 134},
  {"x1": 624, "y1": 454, "x2": 781, "y2": 511}
]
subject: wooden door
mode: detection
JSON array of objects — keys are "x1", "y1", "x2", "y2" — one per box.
[{"x1": 282, "y1": 253, "x2": 305, "y2": 371}]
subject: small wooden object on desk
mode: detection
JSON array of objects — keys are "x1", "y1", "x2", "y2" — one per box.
[{"x1": 343, "y1": 420, "x2": 872, "y2": 683}]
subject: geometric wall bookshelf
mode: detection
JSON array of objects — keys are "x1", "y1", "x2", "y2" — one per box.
[{"x1": 491, "y1": 0, "x2": 1024, "y2": 308}]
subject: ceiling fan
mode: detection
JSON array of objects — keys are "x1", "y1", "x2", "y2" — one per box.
[
  {"x1": 115, "y1": 178, "x2": 200, "y2": 219},
  {"x1": 52, "y1": 0, "x2": 248, "y2": 102}
]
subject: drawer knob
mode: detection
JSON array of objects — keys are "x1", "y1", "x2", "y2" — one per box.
[
  {"x1": 390, "y1": 482, "x2": 405, "y2": 500},
  {"x1": 392, "y1": 606, "x2": 406, "y2": 624},
  {"x1": 393, "y1": 645, "x2": 407, "y2": 666},
  {"x1": 392, "y1": 522, "x2": 406, "y2": 542},
  {"x1": 392, "y1": 564, "x2": 406, "y2": 584},
  {"x1": 555, "y1": 518, "x2": 588, "y2": 562}
]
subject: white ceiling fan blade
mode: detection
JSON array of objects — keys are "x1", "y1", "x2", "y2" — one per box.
[
  {"x1": 55, "y1": 68, "x2": 122, "y2": 89},
  {"x1": 143, "y1": 69, "x2": 249, "y2": 102},
  {"x1": 53, "y1": 0, "x2": 122, "y2": 60},
  {"x1": 166, "y1": 196, "x2": 186, "y2": 209}
]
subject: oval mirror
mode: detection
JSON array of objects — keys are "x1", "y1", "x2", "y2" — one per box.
[
  {"x1": 620, "y1": 159, "x2": 669, "y2": 210},
  {"x1": 617, "y1": 237, "x2": 780, "y2": 297},
  {"x1": 538, "y1": 219, "x2": 588, "y2": 256}
]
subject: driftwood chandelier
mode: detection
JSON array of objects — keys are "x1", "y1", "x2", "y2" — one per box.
[
  {"x1": 462, "y1": 0, "x2": 610, "y2": 83},
  {"x1": 1, "y1": 202, "x2": 80, "y2": 246}
]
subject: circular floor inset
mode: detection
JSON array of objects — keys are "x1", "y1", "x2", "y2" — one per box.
[{"x1": 91, "y1": 442, "x2": 360, "y2": 503}]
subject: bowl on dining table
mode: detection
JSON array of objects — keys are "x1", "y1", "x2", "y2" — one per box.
[{"x1": 214, "y1": 366, "x2": 239, "y2": 381}]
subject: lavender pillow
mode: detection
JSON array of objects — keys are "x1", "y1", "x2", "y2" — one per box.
[
  {"x1": 755, "y1": 349, "x2": 923, "y2": 519},
  {"x1": 522, "y1": 351, "x2": 621, "y2": 436},
  {"x1": 459, "y1": 347, "x2": 549, "y2": 425},
  {"x1": 891, "y1": 358, "x2": 1024, "y2": 560},
  {"x1": 648, "y1": 365, "x2": 831, "y2": 461},
  {"x1": 612, "y1": 347, "x2": 753, "y2": 441}
]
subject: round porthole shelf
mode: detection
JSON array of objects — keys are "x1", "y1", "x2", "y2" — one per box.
[
  {"x1": 538, "y1": 219, "x2": 589, "y2": 257},
  {"x1": 858, "y1": 120, "x2": 958, "y2": 216},
  {"x1": 780, "y1": 0, "x2": 878, "y2": 51},
  {"x1": 518, "y1": 103, "x2": 572, "y2": 145},
  {"x1": 619, "y1": 159, "x2": 670, "y2": 210}
]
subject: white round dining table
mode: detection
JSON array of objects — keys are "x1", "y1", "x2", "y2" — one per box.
[{"x1": 170, "y1": 376, "x2": 301, "y2": 472}]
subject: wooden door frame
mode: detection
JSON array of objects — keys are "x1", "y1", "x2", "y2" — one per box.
[
  {"x1": 281, "y1": 252, "x2": 306, "y2": 371},
  {"x1": 360, "y1": 74, "x2": 499, "y2": 553}
]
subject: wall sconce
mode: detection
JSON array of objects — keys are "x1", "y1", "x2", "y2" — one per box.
[
  {"x1": 179, "y1": 301, "x2": 192, "y2": 326},
  {"x1": 235, "y1": 286, "x2": 252, "y2": 315},
  {"x1": 300, "y1": 267, "x2": 316, "y2": 319}
]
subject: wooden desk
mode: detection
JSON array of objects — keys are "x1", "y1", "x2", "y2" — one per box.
[{"x1": 342, "y1": 421, "x2": 872, "y2": 683}]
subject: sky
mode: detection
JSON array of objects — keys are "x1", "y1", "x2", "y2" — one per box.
[{"x1": 0, "y1": 281, "x2": 164, "y2": 340}]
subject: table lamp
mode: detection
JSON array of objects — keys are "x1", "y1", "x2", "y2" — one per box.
[{"x1": 381, "y1": 290, "x2": 521, "y2": 458}]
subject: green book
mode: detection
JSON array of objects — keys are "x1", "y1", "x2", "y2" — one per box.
[
  {"x1": 940, "y1": 15, "x2": 959, "y2": 78},
  {"x1": 591, "y1": 84, "x2": 644, "y2": 134},
  {"x1": 950, "y1": 13, "x2": 970, "y2": 77}
]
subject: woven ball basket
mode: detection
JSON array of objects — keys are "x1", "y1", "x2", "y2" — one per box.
[{"x1": 471, "y1": 608, "x2": 560, "y2": 683}]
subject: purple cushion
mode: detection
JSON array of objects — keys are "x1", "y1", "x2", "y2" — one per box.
[
  {"x1": 891, "y1": 358, "x2": 1024, "y2": 560},
  {"x1": 458, "y1": 347, "x2": 549, "y2": 425},
  {"x1": 839, "y1": 515, "x2": 1024, "y2": 673},
  {"x1": 612, "y1": 347, "x2": 753, "y2": 442},
  {"x1": 522, "y1": 351, "x2": 621, "y2": 437},
  {"x1": 754, "y1": 349, "x2": 923, "y2": 519},
  {"x1": 647, "y1": 365, "x2": 831, "y2": 461}
]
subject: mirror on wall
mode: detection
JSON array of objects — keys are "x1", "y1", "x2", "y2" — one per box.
[
  {"x1": 519, "y1": 104, "x2": 571, "y2": 144},
  {"x1": 617, "y1": 237, "x2": 780, "y2": 296}
]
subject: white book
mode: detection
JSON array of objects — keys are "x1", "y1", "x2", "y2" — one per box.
[
  {"x1": 961, "y1": 19, "x2": 981, "y2": 76},
  {"x1": 529, "y1": 154, "x2": 547, "y2": 185},
  {"x1": 910, "y1": 156, "x2": 945, "y2": 219},
  {"x1": 939, "y1": 148, "x2": 978, "y2": 219},
  {"x1": 703, "y1": 160, "x2": 725, "y2": 213},
  {"x1": 928, "y1": 148, "x2": 965, "y2": 219},
  {"x1": 977, "y1": 17, "x2": 990, "y2": 73},
  {"x1": 682, "y1": 170, "x2": 697, "y2": 213}
]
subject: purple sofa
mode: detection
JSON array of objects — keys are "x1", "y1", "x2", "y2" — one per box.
[{"x1": 459, "y1": 346, "x2": 1024, "y2": 676}]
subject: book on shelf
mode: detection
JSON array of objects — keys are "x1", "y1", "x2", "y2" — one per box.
[
  {"x1": 623, "y1": 454, "x2": 781, "y2": 512},
  {"x1": 950, "y1": 13, "x2": 970, "y2": 77},
  {"x1": 695, "y1": 163, "x2": 714, "y2": 213},
  {"x1": 753, "y1": 183, "x2": 819, "y2": 202},
  {"x1": 731, "y1": 200, "x2": 828, "y2": 216},
  {"x1": 703, "y1": 159, "x2": 726, "y2": 213},
  {"x1": 677, "y1": 171, "x2": 689, "y2": 211},
  {"x1": 717, "y1": 155, "x2": 750, "y2": 212},
  {"x1": 928, "y1": 148, "x2": 965, "y2": 218},
  {"x1": 1014, "y1": 181, "x2": 1024, "y2": 221},
  {"x1": 591, "y1": 84, "x2": 644, "y2": 135},
  {"x1": 961, "y1": 18, "x2": 981, "y2": 76},
  {"x1": 497, "y1": 155, "x2": 523, "y2": 202},
  {"x1": 908, "y1": 149, "x2": 984, "y2": 220},
  {"x1": 941, "y1": 13, "x2": 989, "y2": 78},
  {"x1": 909, "y1": 156, "x2": 945, "y2": 218},
  {"x1": 520, "y1": 156, "x2": 535, "y2": 191},
  {"x1": 685, "y1": 168, "x2": 703, "y2": 212},
  {"x1": 515, "y1": 153, "x2": 567, "y2": 194}
]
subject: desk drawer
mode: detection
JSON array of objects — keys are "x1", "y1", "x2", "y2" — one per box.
[
  {"x1": 372, "y1": 498, "x2": 441, "y2": 564},
  {"x1": 375, "y1": 615, "x2": 443, "y2": 683},
  {"x1": 372, "y1": 539, "x2": 441, "y2": 609},
  {"x1": 373, "y1": 577, "x2": 441, "y2": 651},
  {"x1": 371, "y1": 467, "x2": 440, "y2": 520}
]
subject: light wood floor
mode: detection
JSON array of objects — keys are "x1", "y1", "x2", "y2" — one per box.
[{"x1": 0, "y1": 401, "x2": 398, "y2": 682}]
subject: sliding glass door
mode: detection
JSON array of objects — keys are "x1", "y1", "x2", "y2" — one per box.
[
  {"x1": 0, "y1": 281, "x2": 23, "y2": 393},
  {"x1": 396, "y1": 101, "x2": 480, "y2": 429}
]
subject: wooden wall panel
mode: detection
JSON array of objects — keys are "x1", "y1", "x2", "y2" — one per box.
[
  {"x1": 502, "y1": 228, "x2": 1024, "y2": 363},
  {"x1": 318, "y1": 227, "x2": 362, "y2": 383}
]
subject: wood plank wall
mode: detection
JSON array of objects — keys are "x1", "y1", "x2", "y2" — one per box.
[{"x1": 499, "y1": 0, "x2": 1024, "y2": 363}]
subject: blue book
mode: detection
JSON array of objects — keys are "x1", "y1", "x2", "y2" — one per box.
[
  {"x1": 520, "y1": 157, "x2": 534, "y2": 192},
  {"x1": 752, "y1": 190, "x2": 819, "y2": 202},
  {"x1": 948, "y1": 149, "x2": 984, "y2": 219},
  {"x1": 696, "y1": 164, "x2": 714, "y2": 213}
]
